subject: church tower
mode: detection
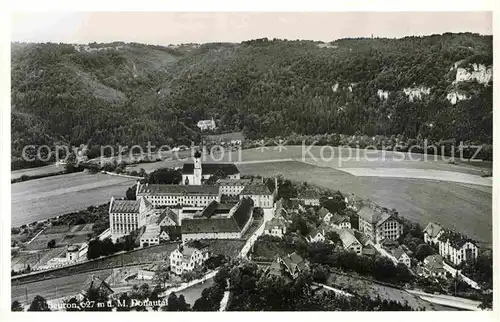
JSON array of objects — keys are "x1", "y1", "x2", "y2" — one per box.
[{"x1": 193, "y1": 150, "x2": 202, "y2": 185}]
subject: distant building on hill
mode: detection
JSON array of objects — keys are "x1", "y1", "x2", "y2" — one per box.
[{"x1": 197, "y1": 118, "x2": 216, "y2": 131}]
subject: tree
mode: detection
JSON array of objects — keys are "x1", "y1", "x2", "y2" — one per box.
[
  {"x1": 165, "y1": 293, "x2": 190, "y2": 311},
  {"x1": 126, "y1": 185, "x2": 137, "y2": 200},
  {"x1": 28, "y1": 295, "x2": 51, "y2": 311},
  {"x1": 154, "y1": 265, "x2": 171, "y2": 288},
  {"x1": 325, "y1": 231, "x2": 341, "y2": 245},
  {"x1": 47, "y1": 239, "x2": 56, "y2": 248},
  {"x1": 11, "y1": 300, "x2": 24, "y2": 312},
  {"x1": 415, "y1": 243, "x2": 435, "y2": 261}
]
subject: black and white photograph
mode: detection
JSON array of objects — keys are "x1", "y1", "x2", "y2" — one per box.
[{"x1": 1, "y1": 4, "x2": 497, "y2": 317}]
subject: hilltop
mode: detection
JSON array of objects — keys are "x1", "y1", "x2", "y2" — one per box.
[{"x1": 11, "y1": 33, "x2": 493, "y2": 169}]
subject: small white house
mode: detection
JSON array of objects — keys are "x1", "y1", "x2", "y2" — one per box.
[
  {"x1": 169, "y1": 246, "x2": 204, "y2": 275},
  {"x1": 307, "y1": 228, "x2": 326, "y2": 243},
  {"x1": 423, "y1": 222, "x2": 444, "y2": 245},
  {"x1": 264, "y1": 217, "x2": 287, "y2": 238}
]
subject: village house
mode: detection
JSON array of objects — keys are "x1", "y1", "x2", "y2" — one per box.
[
  {"x1": 139, "y1": 224, "x2": 161, "y2": 247},
  {"x1": 389, "y1": 246, "x2": 412, "y2": 268},
  {"x1": 437, "y1": 230, "x2": 478, "y2": 266},
  {"x1": 239, "y1": 181, "x2": 275, "y2": 209},
  {"x1": 181, "y1": 197, "x2": 254, "y2": 242},
  {"x1": 185, "y1": 240, "x2": 211, "y2": 261},
  {"x1": 330, "y1": 213, "x2": 352, "y2": 229},
  {"x1": 294, "y1": 190, "x2": 321, "y2": 206},
  {"x1": 263, "y1": 217, "x2": 287, "y2": 238},
  {"x1": 344, "y1": 193, "x2": 364, "y2": 212},
  {"x1": 169, "y1": 245, "x2": 205, "y2": 275},
  {"x1": 157, "y1": 208, "x2": 179, "y2": 226},
  {"x1": 307, "y1": 227, "x2": 326, "y2": 243},
  {"x1": 318, "y1": 207, "x2": 333, "y2": 223},
  {"x1": 357, "y1": 204, "x2": 403, "y2": 243},
  {"x1": 421, "y1": 254, "x2": 447, "y2": 278},
  {"x1": 109, "y1": 196, "x2": 154, "y2": 239},
  {"x1": 267, "y1": 252, "x2": 309, "y2": 281},
  {"x1": 335, "y1": 229, "x2": 363, "y2": 255},
  {"x1": 137, "y1": 263, "x2": 159, "y2": 280},
  {"x1": 423, "y1": 222, "x2": 444, "y2": 245},
  {"x1": 159, "y1": 227, "x2": 170, "y2": 241}
]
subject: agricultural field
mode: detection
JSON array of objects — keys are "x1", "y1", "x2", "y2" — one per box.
[
  {"x1": 238, "y1": 161, "x2": 492, "y2": 245},
  {"x1": 24, "y1": 224, "x2": 94, "y2": 251},
  {"x1": 11, "y1": 164, "x2": 64, "y2": 181},
  {"x1": 11, "y1": 172, "x2": 136, "y2": 226},
  {"x1": 203, "y1": 239, "x2": 246, "y2": 258}
]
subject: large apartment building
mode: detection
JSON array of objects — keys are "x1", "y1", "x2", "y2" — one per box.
[
  {"x1": 108, "y1": 196, "x2": 155, "y2": 239},
  {"x1": 357, "y1": 204, "x2": 403, "y2": 243}
]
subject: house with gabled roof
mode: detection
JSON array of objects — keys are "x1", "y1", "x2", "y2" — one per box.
[
  {"x1": 239, "y1": 183, "x2": 274, "y2": 209},
  {"x1": 157, "y1": 208, "x2": 179, "y2": 227},
  {"x1": 421, "y1": 254, "x2": 446, "y2": 278},
  {"x1": 318, "y1": 207, "x2": 333, "y2": 223},
  {"x1": 330, "y1": 212, "x2": 351, "y2": 229},
  {"x1": 264, "y1": 217, "x2": 287, "y2": 238},
  {"x1": 169, "y1": 245, "x2": 205, "y2": 275},
  {"x1": 307, "y1": 227, "x2": 326, "y2": 243},
  {"x1": 294, "y1": 190, "x2": 320, "y2": 206},
  {"x1": 334, "y1": 229, "x2": 363, "y2": 255},
  {"x1": 437, "y1": 230, "x2": 478, "y2": 266},
  {"x1": 357, "y1": 205, "x2": 403, "y2": 243},
  {"x1": 390, "y1": 246, "x2": 411, "y2": 268},
  {"x1": 277, "y1": 252, "x2": 309, "y2": 279},
  {"x1": 423, "y1": 222, "x2": 444, "y2": 245}
]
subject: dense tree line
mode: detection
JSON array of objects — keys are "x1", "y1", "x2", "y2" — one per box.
[{"x1": 11, "y1": 33, "x2": 492, "y2": 169}]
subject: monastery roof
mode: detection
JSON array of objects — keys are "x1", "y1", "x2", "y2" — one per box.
[
  {"x1": 358, "y1": 206, "x2": 394, "y2": 226},
  {"x1": 110, "y1": 199, "x2": 140, "y2": 214},
  {"x1": 240, "y1": 184, "x2": 272, "y2": 195},
  {"x1": 182, "y1": 198, "x2": 253, "y2": 234},
  {"x1": 137, "y1": 183, "x2": 219, "y2": 195}
]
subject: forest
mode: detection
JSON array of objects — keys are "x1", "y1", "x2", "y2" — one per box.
[{"x1": 11, "y1": 33, "x2": 493, "y2": 169}]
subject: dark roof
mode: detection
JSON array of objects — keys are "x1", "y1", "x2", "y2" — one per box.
[
  {"x1": 232, "y1": 197, "x2": 254, "y2": 230},
  {"x1": 185, "y1": 240, "x2": 210, "y2": 251},
  {"x1": 317, "y1": 207, "x2": 331, "y2": 219},
  {"x1": 331, "y1": 213, "x2": 350, "y2": 225},
  {"x1": 358, "y1": 206, "x2": 394, "y2": 226},
  {"x1": 182, "y1": 198, "x2": 253, "y2": 234},
  {"x1": 423, "y1": 222, "x2": 444, "y2": 238},
  {"x1": 182, "y1": 163, "x2": 240, "y2": 175},
  {"x1": 297, "y1": 190, "x2": 320, "y2": 199},
  {"x1": 110, "y1": 199, "x2": 139, "y2": 213},
  {"x1": 437, "y1": 230, "x2": 476, "y2": 249},
  {"x1": 197, "y1": 201, "x2": 235, "y2": 218},
  {"x1": 424, "y1": 254, "x2": 445, "y2": 273},
  {"x1": 157, "y1": 208, "x2": 179, "y2": 225},
  {"x1": 137, "y1": 183, "x2": 219, "y2": 195},
  {"x1": 391, "y1": 247, "x2": 407, "y2": 260},
  {"x1": 217, "y1": 178, "x2": 253, "y2": 186},
  {"x1": 240, "y1": 184, "x2": 272, "y2": 195}
]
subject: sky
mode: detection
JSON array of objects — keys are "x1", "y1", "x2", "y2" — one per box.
[{"x1": 11, "y1": 12, "x2": 492, "y2": 45}]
